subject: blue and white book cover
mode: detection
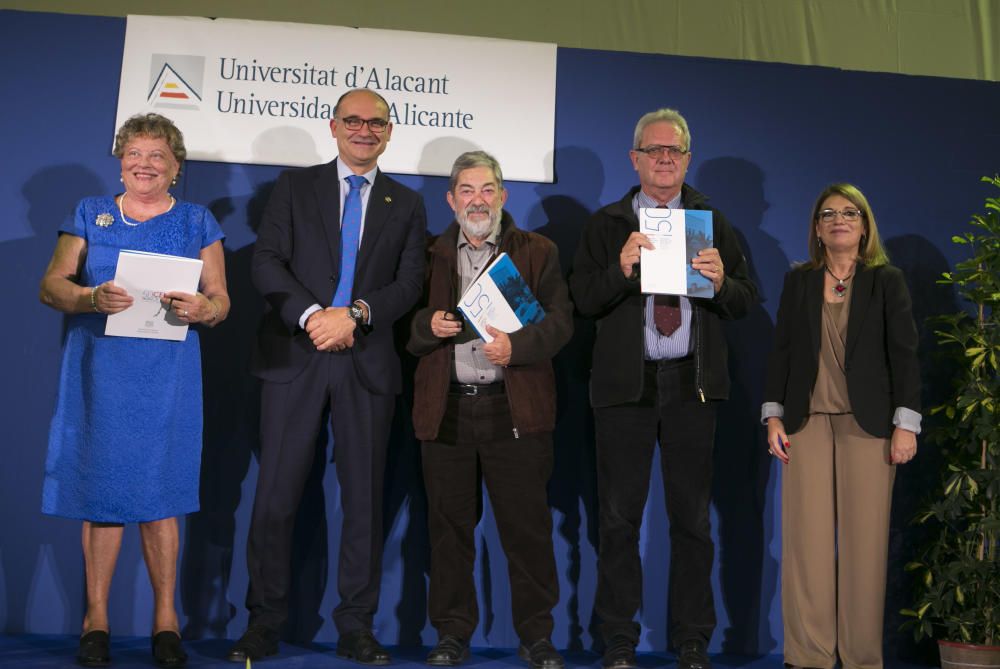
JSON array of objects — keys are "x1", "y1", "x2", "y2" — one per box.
[
  {"x1": 458, "y1": 252, "x2": 545, "y2": 343},
  {"x1": 638, "y1": 208, "x2": 714, "y2": 297}
]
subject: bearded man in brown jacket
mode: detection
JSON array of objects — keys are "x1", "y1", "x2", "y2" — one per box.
[{"x1": 407, "y1": 150, "x2": 572, "y2": 669}]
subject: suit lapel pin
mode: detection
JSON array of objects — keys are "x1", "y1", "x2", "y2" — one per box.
[{"x1": 384, "y1": 195, "x2": 392, "y2": 204}]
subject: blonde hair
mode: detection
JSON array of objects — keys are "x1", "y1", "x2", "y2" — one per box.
[{"x1": 805, "y1": 183, "x2": 888, "y2": 268}]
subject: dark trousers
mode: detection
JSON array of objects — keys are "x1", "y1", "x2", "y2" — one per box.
[
  {"x1": 593, "y1": 358, "x2": 717, "y2": 647},
  {"x1": 246, "y1": 352, "x2": 394, "y2": 634},
  {"x1": 422, "y1": 390, "x2": 559, "y2": 644}
]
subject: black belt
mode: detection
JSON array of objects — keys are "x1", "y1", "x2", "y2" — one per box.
[
  {"x1": 449, "y1": 382, "x2": 505, "y2": 396},
  {"x1": 645, "y1": 355, "x2": 693, "y2": 368}
]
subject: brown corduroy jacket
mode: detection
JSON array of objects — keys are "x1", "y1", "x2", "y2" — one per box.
[{"x1": 407, "y1": 212, "x2": 573, "y2": 441}]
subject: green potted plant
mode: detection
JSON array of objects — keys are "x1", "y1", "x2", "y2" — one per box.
[{"x1": 901, "y1": 175, "x2": 1000, "y2": 666}]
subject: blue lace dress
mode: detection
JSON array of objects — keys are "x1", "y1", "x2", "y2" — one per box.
[{"x1": 42, "y1": 196, "x2": 224, "y2": 522}]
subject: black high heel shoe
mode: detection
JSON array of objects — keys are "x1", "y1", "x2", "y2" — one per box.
[
  {"x1": 151, "y1": 631, "x2": 188, "y2": 667},
  {"x1": 77, "y1": 630, "x2": 111, "y2": 667}
]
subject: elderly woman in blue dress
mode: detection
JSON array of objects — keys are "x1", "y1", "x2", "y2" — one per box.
[{"x1": 39, "y1": 113, "x2": 229, "y2": 668}]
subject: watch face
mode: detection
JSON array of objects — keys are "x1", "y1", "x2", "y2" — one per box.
[{"x1": 349, "y1": 304, "x2": 363, "y2": 321}]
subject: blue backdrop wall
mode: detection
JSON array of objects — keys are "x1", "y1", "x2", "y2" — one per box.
[{"x1": 2, "y1": 8, "x2": 998, "y2": 660}]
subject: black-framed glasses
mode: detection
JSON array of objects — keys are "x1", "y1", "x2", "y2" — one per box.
[
  {"x1": 339, "y1": 116, "x2": 389, "y2": 133},
  {"x1": 818, "y1": 208, "x2": 863, "y2": 222},
  {"x1": 634, "y1": 144, "x2": 688, "y2": 160}
]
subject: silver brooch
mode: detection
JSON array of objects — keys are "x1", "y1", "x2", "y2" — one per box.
[{"x1": 95, "y1": 212, "x2": 114, "y2": 228}]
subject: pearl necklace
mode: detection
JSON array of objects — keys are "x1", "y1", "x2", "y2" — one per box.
[
  {"x1": 825, "y1": 264, "x2": 855, "y2": 297},
  {"x1": 118, "y1": 192, "x2": 175, "y2": 227}
]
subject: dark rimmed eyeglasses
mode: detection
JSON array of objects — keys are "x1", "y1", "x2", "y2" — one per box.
[
  {"x1": 634, "y1": 144, "x2": 688, "y2": 160},
  {"x1": 818, "y1": 208, "x2": 863, "y2": 222},
  {"x1": 339, "y1": 116, "x2": 389, "y2": 133}
]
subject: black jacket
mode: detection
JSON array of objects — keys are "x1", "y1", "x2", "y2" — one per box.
[
  {"x1": 764, "y1": 263, "x2": 921, "y2": 438},
  {"x1": 570, "y1": 184, "x2": 758, "y2": 407},
  {"x1": 250, "y1": 160, "x2": 427, "y2": 391}
]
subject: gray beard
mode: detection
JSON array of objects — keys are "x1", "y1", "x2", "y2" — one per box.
[{"x1": 458, "y1": 207, "x2": 501, "y2": 241}]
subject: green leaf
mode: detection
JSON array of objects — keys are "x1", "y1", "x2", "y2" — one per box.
[
  {"x1": 945, "y1": 475, "x2": 961, "y2": 496},
  {"x1": 967, "y1": 476, "x2": 979, "y2": 496}
]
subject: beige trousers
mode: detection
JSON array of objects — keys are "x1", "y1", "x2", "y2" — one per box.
[{"x1": 782, "y1": 414, "x2": 896, "y2": 669}]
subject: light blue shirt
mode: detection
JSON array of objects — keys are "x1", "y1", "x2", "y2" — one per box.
[
  {"x1": 632, "y1": 189, "x2": 693, "y2": 360},
  {"x1": 298, "y1": 156, "x2": 378, "y2": 329}
]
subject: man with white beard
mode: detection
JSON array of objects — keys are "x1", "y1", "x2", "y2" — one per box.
[{"x1": 407, "y1": 151, "x2": 572, "y2": 669}]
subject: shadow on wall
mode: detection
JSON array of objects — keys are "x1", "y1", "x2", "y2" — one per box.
[
  {"x1": 0, "y1": 165, "x2": 106, "y2": 635},
  {"x1": 181, "y1": 168, "x2": 342, "y2": 643},
  {"x1": 882, "y1": 234, "x2": 958, "y2": 666},
  {"x1": 382, "y1": 299, "x2": 431, "y2": 645},
  {"x1": 696, "y1": 157, "x2": 784, "y2": 655},
  {"x1": 530, "y1": 145, "x2": 605, "y2": 651},
  {"x1": 252, "y1": 126, "x2": 323, "y2": 168},
  {"x1": 179, "y1": 175, "x2": 275, "y2": 639},
  {"x1": 417, "y1": 136, "x2": 480, "y2": 235}
]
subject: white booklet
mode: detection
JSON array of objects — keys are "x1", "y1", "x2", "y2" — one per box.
[
  {"x1": 104, "y1": 250, "x2": 203, "y2": 341},
  {"x1": 457, "y1": 252, "x2": 545, "y2": 343},
  {"x1": 639, "y1": 208, "x2": 715, "y2": 297}
]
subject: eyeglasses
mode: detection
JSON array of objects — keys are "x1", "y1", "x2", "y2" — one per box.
[
  {"x1": 339, "y1": 116, "x2": 389, "y2": 133},
  {"x1": 818, "y1": 208, "x2": 863, "y2": 222},
  {"x1": 634, "y1": 144, "x2": 688, "y2": 160}
]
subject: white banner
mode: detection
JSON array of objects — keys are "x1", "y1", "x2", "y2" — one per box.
[{"x1": 115, "y1": 15, "x2": 556, "y2": 182}]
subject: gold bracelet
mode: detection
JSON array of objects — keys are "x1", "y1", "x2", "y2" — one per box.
[{"x1": 90, "y1": 286, "x2": 100, "y2": 313}]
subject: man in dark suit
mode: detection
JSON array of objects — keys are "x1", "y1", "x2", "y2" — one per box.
[
  {"x1": 228, "y1": 88, "x2": 427, "y2": 664},
  {"x1": 570, "y1": 108, "x2": 757, "y2": 669}
]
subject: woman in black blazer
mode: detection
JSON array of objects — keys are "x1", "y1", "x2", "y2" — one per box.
[{"x1": 762, "y1": 183, "x2": 920, "y2": 669}]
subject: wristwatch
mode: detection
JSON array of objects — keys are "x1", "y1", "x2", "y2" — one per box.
[{"x1": 347, "y1": 302, "x2": 365, "y2": 323}]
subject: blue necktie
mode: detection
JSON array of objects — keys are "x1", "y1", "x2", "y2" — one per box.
[{"x1": 332, "y1": 174, "x2": 367, "y2": 307}]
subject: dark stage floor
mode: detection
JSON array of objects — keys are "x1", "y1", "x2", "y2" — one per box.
[
  {"x1": 0, "y1": 637, "x2": 935, "y2": 669},
  {"x1": 0, "y1": 636, "x2": 791, "y2": 669}
]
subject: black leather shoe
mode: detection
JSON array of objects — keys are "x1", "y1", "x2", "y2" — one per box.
[
  {"x1": 427, "y1": 634, "x2": 469, "y2": 666},
  {"x1": 602, "y1": 635, "x2": 637, "y2": 669},
  {"x1": 518, "y1": 639, "x2": 564, "y2": 669},
  {"x1": 677, "y1": 639, "x2": 711, "y2": 669},
  {"x1": 152, "y1": 631, "x2": 188, "y2": 667},
  {"x1": 337, "y1": 629, "x2": 391, "y2": 665},
  {"x1": 227, "y1": 624, "x2": 279, "y2": 662},
  {"x1": 77, "y1": 630, "x2": 110, "y2": 667}
]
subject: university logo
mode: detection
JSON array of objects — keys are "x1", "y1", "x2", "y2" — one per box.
[{"x1": 147, "y1": 54, "x2": 205, "y2": 110}]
